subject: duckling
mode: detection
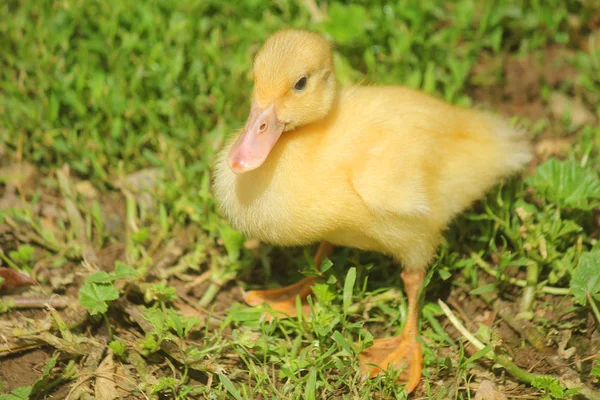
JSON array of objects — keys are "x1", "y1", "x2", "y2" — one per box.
[{"x1": 213, "y1": 29, "x2": 531, "y2": 393}]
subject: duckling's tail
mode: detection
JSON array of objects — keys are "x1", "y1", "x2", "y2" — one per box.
[
  {"x1": 439, "y1": 112, "x2": 532, "y2": 219},
  {"x1": 486, "y1": 114, "x2": 533, "y2": 177}
]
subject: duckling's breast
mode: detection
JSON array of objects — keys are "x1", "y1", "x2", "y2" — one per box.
[
  {"x1": 212, "y1": 130, "x2": 377, "y2": 247},
  {"x1": 212, "y1": 140, "x2": 327, "y2": 246}
]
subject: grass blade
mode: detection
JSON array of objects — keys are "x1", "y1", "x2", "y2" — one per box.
[
  {"x1": 218, "y1": 373, "x2": 243, "y2": 400},
  {"x1": 343, "y1": 267, "x2": 356, "y2": 315},
  {"x1": 305, "y1": 367, "x2": 317, "y2": 400},
  {"x1": 332, "y1": 330, "x2": 356, "y2": 355},
  {"x1": 464, "y1": 344, "x2": 493, "y2": 366}
]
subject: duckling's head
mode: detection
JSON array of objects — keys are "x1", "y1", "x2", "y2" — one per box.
[{"x1": 228, "y1": 30, "x2": 336, "y2": 174}]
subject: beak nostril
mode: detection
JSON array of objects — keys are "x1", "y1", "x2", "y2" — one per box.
[{"x1": 259, "y1": 123, "x2": 267, "y2": 132}]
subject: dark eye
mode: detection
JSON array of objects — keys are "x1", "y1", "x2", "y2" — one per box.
[{"x1": 293, "y1": 76, "x2": 308, "y2": 92}]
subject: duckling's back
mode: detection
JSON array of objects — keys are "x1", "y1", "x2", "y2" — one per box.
[{"x1": 329, "y1": 85, "x2": 532, "y2": 226}]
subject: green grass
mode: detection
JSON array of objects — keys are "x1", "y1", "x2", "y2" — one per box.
[{"x1": 1, "y1": 0, "x2": 600, "y2": 399}]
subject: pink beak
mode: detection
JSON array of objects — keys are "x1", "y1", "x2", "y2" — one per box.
[{"x1": 227, "y1": 103, "x2": 285, "y2": 174}]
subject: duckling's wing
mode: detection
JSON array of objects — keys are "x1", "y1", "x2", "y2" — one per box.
[{"x1": 351, "y1": 148, "x2": 432, "y2": 218}]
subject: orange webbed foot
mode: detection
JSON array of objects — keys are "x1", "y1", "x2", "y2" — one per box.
[
  {"x1": 243, "y1": 241, "x2": 333, "y2": 319},
  {"x1": 243, "y1": 276, "x2": 315, "y2": 319},
  {"x1": 359, "y1": 268, "x2": 426, "y2": 393},
  {"x1": 359, "y1": 333, "x2": 423, "y2": 393}
]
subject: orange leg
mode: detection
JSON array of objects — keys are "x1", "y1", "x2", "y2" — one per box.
[
  {"x1": 243, "y1": 241, "x2": 333, "y2": 318},
  {"x1": 359, "y1": 268, "x2": 425, "y2": 394}
]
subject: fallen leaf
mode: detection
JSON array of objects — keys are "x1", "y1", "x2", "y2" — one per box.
[
  {"x1": 95, "y1": 351, "x2": 119, "y2": 400},
  {"x1": 557, "y1": 330, "x2": 576, "y2": 360},
  {"x1": 115, "y1": 363, "x2": 137, "y2": 398},
  {"x1": 0, "y1": 267, "x2": 36, "y2": 290},
  {"x1": 474, "y1": 380, "x2": 508, "y2": 400}
]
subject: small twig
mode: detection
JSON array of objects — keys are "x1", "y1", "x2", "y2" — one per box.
[
  {"x1": 438, "y1": 300, "x2": 487, "y2": 352},
  {"x1": 148, "y1": 226, "x2": 203, "y2": 279},
  {"x1": 472, "y1": 253, "x2": 569, "y2": 295},
  {"x1": 440, "y1": 299, "x2": 600, "y2": 399},
  {"x1": 1, "y1": 295, "x2": 70, "y2": 310},
  {"x1": 64, "y1": 375, "x2": 94, "y2": 400},
  {"x1": 149, "y1": 241, "x2": 184, "y2": 275},
  {"x1": 440, "y1": 299, "x2": 550, "y2": 384}
]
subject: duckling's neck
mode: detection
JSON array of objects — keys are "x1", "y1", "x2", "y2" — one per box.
[
  {"x1": 324, "y1": 85, "x2": 342, "y2": 123},
  {"x1": 294, "y1": 85, "x2": 342, "y2": 133},
  {"x1": 267, "y1": 87, "x2": 342, "y2": 171}
]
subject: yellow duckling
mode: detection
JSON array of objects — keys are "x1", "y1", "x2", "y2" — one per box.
[{"x1": 213, "y1": 29, "x2": 531, "y2": 393}]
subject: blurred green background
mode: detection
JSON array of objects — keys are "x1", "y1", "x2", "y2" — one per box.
[{"x1": 2, "y1": 0, "x2": 598, "y2": 180}]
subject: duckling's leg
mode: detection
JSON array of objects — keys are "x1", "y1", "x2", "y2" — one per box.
[
  {"x1": 243, "y1": 241, "x2": 333, "y2": 318},
  {"x1": 359, "y1": 268, "x2": 424, "y2": 393}
]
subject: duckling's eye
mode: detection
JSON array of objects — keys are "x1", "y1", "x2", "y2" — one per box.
[{"x1": 293, "y1": 76, "x2": 308, "y2": 92}]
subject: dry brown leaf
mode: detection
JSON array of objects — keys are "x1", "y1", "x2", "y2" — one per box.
[
  {"x1": 115, "y1": 363, "x2": 137, "y2": 398},
  {"x1": 557, "y1": 330, "x2": 577, "y2": 360},
  {"x1": 95, "y1": 351, "x2": 119, "y2": 400},
  {"x1": 0, "y1": 267, "x2": 36, "y2": 290},
  {"x1": 474, "y1": 380, "x2": 508, "y2": 400}
]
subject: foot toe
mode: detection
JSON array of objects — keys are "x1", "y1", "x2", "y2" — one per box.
[
  {"x1": 243, "y1": 278, "x2": 315, "y2": 319},
  {"x1": 358, "y1": 335, "x2": 423, "y2": 393}
]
